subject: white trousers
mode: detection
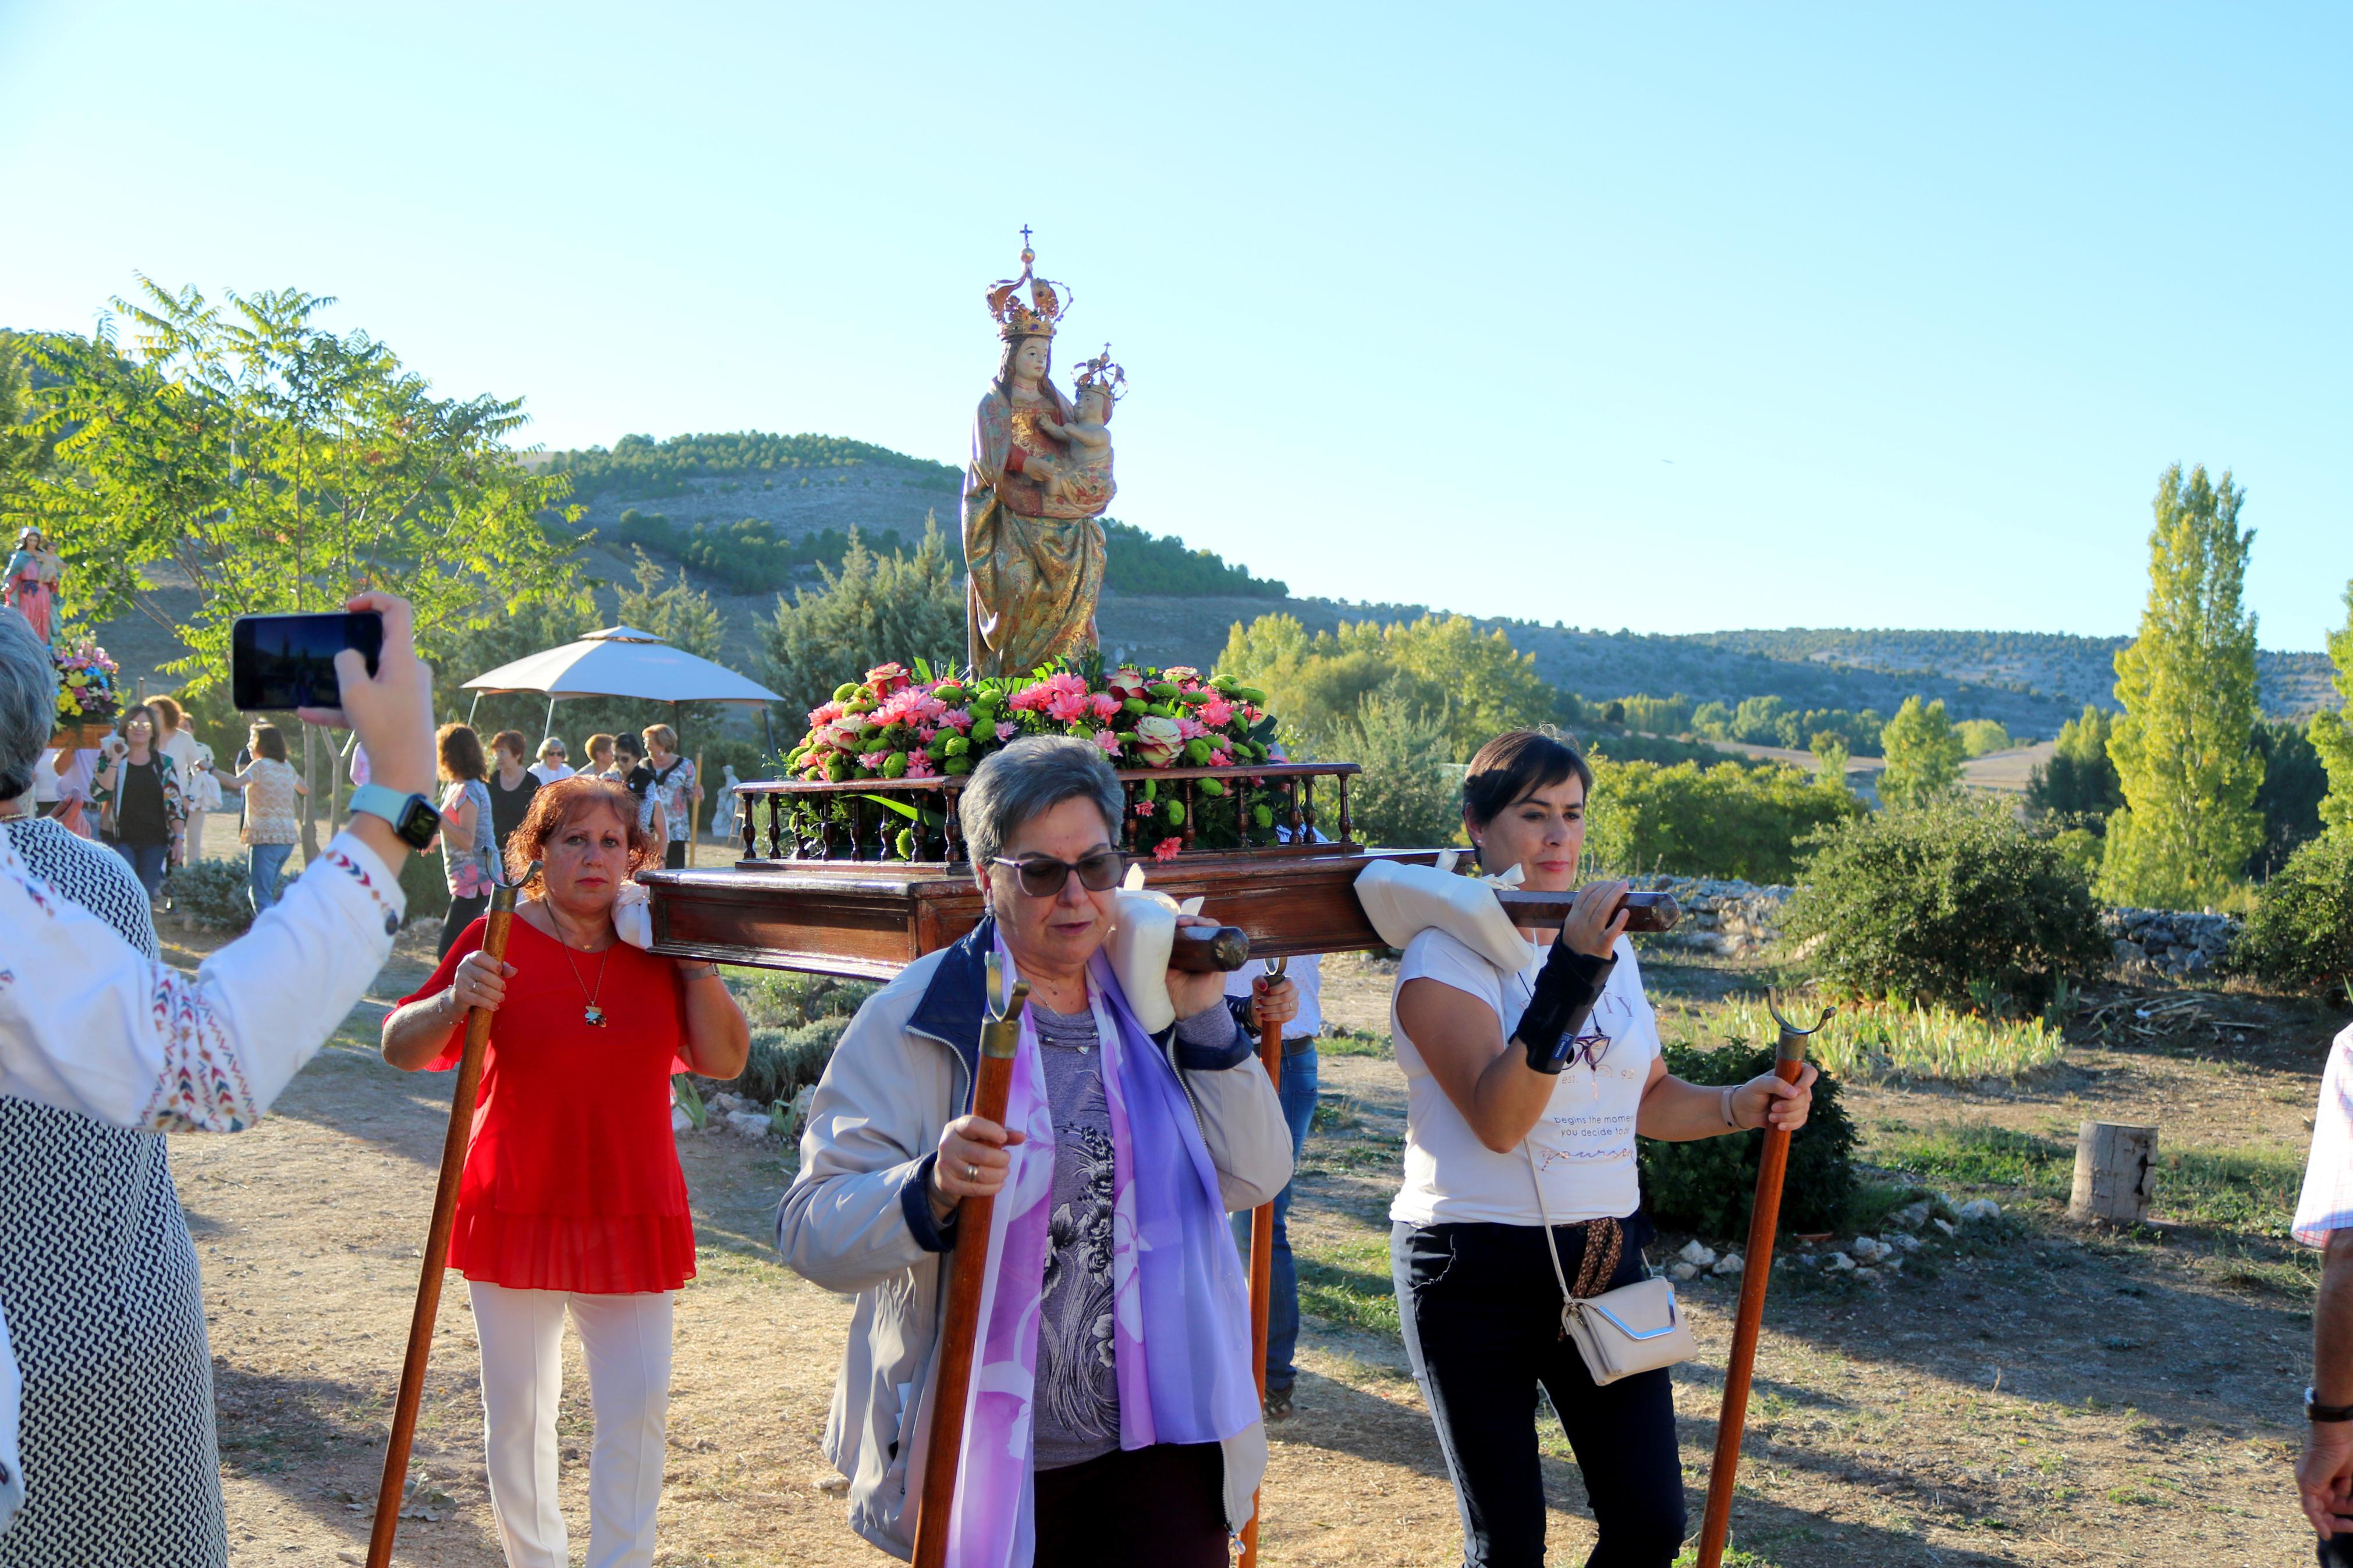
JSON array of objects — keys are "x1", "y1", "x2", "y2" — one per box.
[{"x1": 467, "y1": 1281, "x2": 673, "y2": 1568}]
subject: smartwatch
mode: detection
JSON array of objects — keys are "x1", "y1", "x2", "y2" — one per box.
[{"x1": 348, "y1": 783, "x2": 442, "y2": 851}]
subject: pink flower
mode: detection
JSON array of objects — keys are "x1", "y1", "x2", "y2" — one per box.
[
  {"x1": 865, "y1": 662, "x2": 911, "y2": 695},
  {"x1": 1209, "y1": 749, "x2": 1231, "y2": 767},
  {"x1": 906, "y1": 751, "x2": 939, "y2": 778},
  {"x1": 1152, "y1": 837, "x2": 1183, "y2": 863},
  {"x1": 807, "y1": 699, "x2": 844, "y2": 728},
  {"x1": 995, "y1": 720, "x2": 1018, "y2": 741},
  {"x1": 1007, "y1": 683, "x2": 1051, "y2": 713},
  {"x1": 1176, "y1": 716, "x2": 1209, "y2": 741},
  {"x1": 857, "y1": 751, "x2": 888, "y2": 772},
  {"x1": 1089, "y1": 691, "x2": 1123, "y2": 722},
  {"x1": 1198, "y1": 695, "x2": 1234, "y2": 727},
  {"x1": 1107, "y1": 667, "x2": 1149, "y2": 702},
  {"x1": 1046, "y1": 686, "x2": 1092, "y2": 724},
  {"x1": 1135, "y1": 802, "x2": 1156, "y2": 818},
  {"x1": 939, "y1": 707, "x2": 974, "y2": 734},
  {"x1": 1092, "y1": 729, "x2": 1122, "y2": 756}
]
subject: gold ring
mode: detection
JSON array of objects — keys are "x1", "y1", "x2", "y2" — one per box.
[{"x1": 965, "y1": 1164, "x2": 980, "y2": 1182}]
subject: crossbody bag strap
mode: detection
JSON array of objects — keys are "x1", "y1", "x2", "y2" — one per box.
[{"x1": 1521, "y1": 1143, "x2": 1624, "y2": 1305}]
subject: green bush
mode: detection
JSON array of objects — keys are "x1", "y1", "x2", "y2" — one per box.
[
  {"x1": 732, "y1": 1020, "x2": 849, "y2": 1104},
  {"x1": 1584, "y1": 758, "x2": 1863, "y2": 882},
  {"x1": 1781, "y1": 796, "x2": 2109, "y2": 1011},
  {"x1": 169, "y1": 856, "x2": 267, "y2": 931},
  {"x1": 399, "y1": 848, "x2": 452, "y2": 924},
  {"x1": 716, "y1": 970, "x2": 875, "y2": 1101},
  {"x1": 1638, "y1": 1040, "x2": 1855, "y2": 1237},
  {"x1": 1330, "y1": 696, "x2": 1461, "y2": 848},
  {"x1": 2233, "y1": 829, "x2": 2353, "y2": 997}
]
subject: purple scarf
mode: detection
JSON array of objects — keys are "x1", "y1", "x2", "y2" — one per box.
[{"x1": 938, "y1": 943, "x2": 1259, "y2": 1567}]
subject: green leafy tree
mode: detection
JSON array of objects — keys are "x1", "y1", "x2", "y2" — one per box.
[
  {"x1": 1583, "y1": 758, "x2": 1863, "y2": 883},
  {"x1": 2099, "y1": 464, "x2": 2263, "y2": 909},
  {"x1": 2249, "y1": 720, "x2": 2329, "y2": 880},
  {"x1": 2312, "y1": 581, "x2": 2353, "y2": 833},
  {"x1": 2025, "y1": 705, "x2": 2124, "y2": 825},
  {"x1": 760, "y1": 519, "x2": 965, "y2": 724},
  {"x1": 1877, "y1": 696, "x2": 1964, "y2": 808},
  {"x1": 26, "y1": 281, "x2": 583, "y2": 850},
  {"x1": 0, "y1": 333, "x2": 48, "y2": 520},
  {"x1": 1329, "y1": 696, "x2": 1460, "y2": 848},
  {"x1": 1809, "y1": 730, "x2": 1851, "y2": 790},
  {"x1": 1217, "y1": 611, "x2": 1553, "y2": 762},
  {"x1": 1955, "y1": 718, "x2": 2013, "y2": 758}
]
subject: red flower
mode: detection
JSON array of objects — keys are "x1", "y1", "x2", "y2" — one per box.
[
  {"x1": 865, "y1": 662, "x2": 912, "y2": 695},
  {"x1": 1152, "y1": 836, "x2": 1183, "y2": 863}
]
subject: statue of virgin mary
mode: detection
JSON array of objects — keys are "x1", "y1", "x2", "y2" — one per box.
[{"x1": 961, "y1": 241, "x2": 1110, "y2": 675}]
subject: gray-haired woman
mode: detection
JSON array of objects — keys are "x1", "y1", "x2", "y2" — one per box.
[
  {"x1": 780, "y1": 737, "x2": 1297, "y2": 1568},
  {"x1": 0, "y1": 609, "x2": 221, "y2": 1563}
]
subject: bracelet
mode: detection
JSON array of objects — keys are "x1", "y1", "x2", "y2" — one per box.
[
  {"x1": 1721, "y1": 1085, "x2": 1741, "y2": 1130},
  {"x1": 677, "y1": 962, "x2": 721, "y2": 982}
]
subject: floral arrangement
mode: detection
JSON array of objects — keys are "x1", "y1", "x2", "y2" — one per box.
[
  {"x1": 52, "y1": 634, "x2": 121, "y2": 728},
  {"x1": 780, "y1": 660, "x2": 1286, "y2": 860}
]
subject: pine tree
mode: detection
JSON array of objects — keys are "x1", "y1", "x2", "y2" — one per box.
[
  {"x1": 1809, "y1": 730, "x2": 1851, "y2": 791},
  {"x1": 1877, "y1": 696, "x2": 1963, "y2": 808},
  {"x1": 2024, "y1": 705, "x2": 2124, "y2": 824},
  {"x1": 2311, "y1": 581, "x2": 2353, "y2": 833},
  {"x1": 2098, "y1": 464, "x2": 2264, "y2": 909},
  {"x1": 760, "y1": 516, "x2": 965, "y2": 721}
]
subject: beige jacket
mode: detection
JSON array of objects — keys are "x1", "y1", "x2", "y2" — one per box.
[{"x1": 776, "y1": 919, "x2": 1293, "y2": 1558}]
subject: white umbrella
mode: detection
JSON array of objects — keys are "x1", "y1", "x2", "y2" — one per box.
[{"x1": 461, "y1": 624, "x2": 783, "y2": 752}]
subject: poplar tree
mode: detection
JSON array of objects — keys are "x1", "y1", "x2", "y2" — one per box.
[
  {"x1": 1877, "y1": 696, "x2": 1963, "y2": 808},
  {"x1": 2311, "y1": 581, "x2": 2353, "y2": 833},
  {"x1": 2098, "y1": 464, "x2": 2263, "y2": 909}
]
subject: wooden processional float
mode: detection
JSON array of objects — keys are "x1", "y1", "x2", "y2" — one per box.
[{"x1": 623, "y1": 760, "x2": 1738, "y2": 1568}]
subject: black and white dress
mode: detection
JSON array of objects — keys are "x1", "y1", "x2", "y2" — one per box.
[{"x1": 0, "y1": 817, "x2": 225, "y2": 1566}]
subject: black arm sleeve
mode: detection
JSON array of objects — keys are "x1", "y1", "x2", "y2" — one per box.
[{"x1": 1511, "y1": 941, "x2": 1616, "y2": 1073}]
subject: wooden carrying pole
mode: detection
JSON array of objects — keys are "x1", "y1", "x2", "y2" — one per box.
[
  {"x1": 1696, "y1": 1000, "x2": 1833, "y2": 1568},
  {"x1": 910, "y1": 952, "x2": 1031, "y2": 1568},
  {"x1": 1238, "y1": 956, "x2": 1290, "y2": 1568},
  {"x1": 365, "y1": 866, "x2": 533, "y2": 1568}
]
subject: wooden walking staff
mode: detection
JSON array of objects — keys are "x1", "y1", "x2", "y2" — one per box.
[
  {"x1": 1238, "y1": 955, "x2": 1290, "y2": 1568},
  {"x1": 365, "y1": 862, "x2": 537, "y2": 1568},
  {"x1": 910, "y1": 951, "x2": 1031, "y2": 1568},
  {"x1": 1695, "y1": 998, "x2": 1834, "y2": 1568}
]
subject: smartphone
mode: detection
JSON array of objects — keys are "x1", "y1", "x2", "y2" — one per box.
[{"x1": 231, "y1": 611, "x2": 384, "y2": 712}]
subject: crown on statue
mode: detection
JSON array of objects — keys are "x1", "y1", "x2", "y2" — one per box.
[
  {"x1": 985, "y1": 234, "x2": 1072, "y2": 342},
  {"x1": 1071, "y1": 344, "x2": 1127, "y2": 403}
]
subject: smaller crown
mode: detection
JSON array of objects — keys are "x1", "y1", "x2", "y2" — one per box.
[
  {"x1": 984, "y1": 236, "x2": 1072, "y2": 341},
  {"x1": 1071, "y1": 344, "x2": 1127, "y2": 404}
]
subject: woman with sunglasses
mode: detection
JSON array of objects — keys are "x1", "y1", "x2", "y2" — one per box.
[
  {"x1": 780, "y1": 735, "x2": 1298, "y2": 1568},
  {"x1": 1389, "y1": 730, "x2": 1816, "y2": 1568}
]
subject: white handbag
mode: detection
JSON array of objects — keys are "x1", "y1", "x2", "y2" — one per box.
[{"x1": 1525, "y1": 1147, "x2": 1696, "y2": 1386}]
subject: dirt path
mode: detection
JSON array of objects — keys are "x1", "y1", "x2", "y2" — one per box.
[{"x1": 175, "y1": 948, "x2": 2325, "y2": 1565}]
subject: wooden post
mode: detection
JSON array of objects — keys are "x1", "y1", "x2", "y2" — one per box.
[
  {"x1": 2069, "y1": 1121, "x2": 2156, "y2": 1224},
  {"x1": 1697, "y1": 1000, "x2": 1833, "y2": 1568},
  {"x1": 367, "y1": 865, "x2": 535, "y2": 1568},
  {"x1": 1238, "y1": 957, "x2": 1289, "y2": 1568},
  {"x1": 910, "y1": 954, "x2": 1030, "y2": 1568}
]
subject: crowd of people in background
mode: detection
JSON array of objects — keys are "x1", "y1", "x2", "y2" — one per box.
[{"x1": 24, "y1": 705, "x2": 718, "y2": 928}]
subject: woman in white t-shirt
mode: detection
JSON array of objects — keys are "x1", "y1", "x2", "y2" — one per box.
[{"x1": 1388, "y1": 730, "x2": 1817, "y2": 1568}]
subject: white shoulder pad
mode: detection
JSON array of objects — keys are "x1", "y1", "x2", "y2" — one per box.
[
  {"x1": 1103, "y1": 864, "x2": 1202, "y2": 1034},
  {"x1": 1354, "y1": 857, "x2": 1527, "y2": 973}
]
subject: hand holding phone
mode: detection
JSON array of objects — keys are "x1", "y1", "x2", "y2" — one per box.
[{"x1": 232, "y1": 612, "x2": 385, "y2": 712}]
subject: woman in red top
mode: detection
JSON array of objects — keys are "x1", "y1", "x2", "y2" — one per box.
[{"x1": 382, "y1": 777, "x2": 748, "y2": 1568}]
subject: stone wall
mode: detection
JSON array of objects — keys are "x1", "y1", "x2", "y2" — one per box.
[{"x1": 1620, "y1": 874, "x2": 2241, "y2": 979}]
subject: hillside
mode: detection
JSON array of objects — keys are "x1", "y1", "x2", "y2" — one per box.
[{"x1": 78, "y1": 429, "x2": 2341, "y2": 735}]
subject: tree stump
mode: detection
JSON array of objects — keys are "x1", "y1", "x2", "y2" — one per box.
[{"x1": 2068, "y1": 1121, "x2": 2156, "y2": 1224}]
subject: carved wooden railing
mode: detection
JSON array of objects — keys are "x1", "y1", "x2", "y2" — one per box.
[{"x1": 728, "y1": 760, "x2": 1360, "y2": 868}]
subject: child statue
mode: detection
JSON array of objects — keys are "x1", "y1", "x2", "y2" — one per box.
[{"x1": 1032, "y1": 347, "x2": 1123, "y2": 519}]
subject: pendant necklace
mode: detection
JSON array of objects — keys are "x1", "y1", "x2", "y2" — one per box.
[{"x1": 560, "y1": 935, "x2": 613, "y2": 1027}]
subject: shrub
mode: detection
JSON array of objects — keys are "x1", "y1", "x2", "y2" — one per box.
[
  {"x1": 1332, "y1": 696, "x2": 1460, "y2": 848},
  {"x1": 1584, "y1": 758, "x2": 1862, "y2": 882},
  {"x1": 2233, "y1": 829, "x2": 2353, "y2": 997},
  {"x1": 732, "y1": 1020, "x2": 849, "y2": 1104},
  {"x1": 169, "y1": 856, "x2": 267, "y2": 931},
  {"x1": 1676, "y1": 995, "x2": 2065, "y2": 1083},
  {"x1": 1638, "y1": 1039, "x2": 1855, "y2": 1237},
  {"x1": 1781, "y1": 797, "x2": 2109, "y2": 1011},
  {"x1": 398, "y1": 848, "x2": 452, "y2": 924}
]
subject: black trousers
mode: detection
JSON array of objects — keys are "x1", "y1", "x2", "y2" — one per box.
[
  {"x1": 1393, "y1": 1218, "x2": 1686, "y2": 1568},
  {"x1": 1032, "y1": 1441, "x2": 1227, "y2": 1568},
  {"x1": 439, "y1": 892, "x2": 488, "y2": 959},
  {"x1": 663, "y1": 838, "x2": 687, "y2": 870}
]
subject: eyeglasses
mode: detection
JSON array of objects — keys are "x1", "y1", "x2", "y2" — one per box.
[
  {"x1": 992, "y1": 851, "x2": 1126, "y2": 898},
  {"x1": 1562, "y1": 1031, "x2": 1613, "y2": 1071}
]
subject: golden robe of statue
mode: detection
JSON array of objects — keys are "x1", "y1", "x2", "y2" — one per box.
[{"x1": 962, "y1": 344, "x2": 1109, "y2": 675}]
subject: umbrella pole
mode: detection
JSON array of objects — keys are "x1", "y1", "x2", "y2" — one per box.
[
  {"x1": 466, "y1": 692, "x2": 481, "y2": 727},
  {"x1": 1696, "y1": 1000, "x2": 1833, "y2": 1568},
  {"x1": 542, "y1": 695, "x2": 558, "y2": 747}
]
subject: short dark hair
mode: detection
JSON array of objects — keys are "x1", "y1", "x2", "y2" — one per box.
[
  {"x1": 1461, "y1": 729, "x2": 1594, "y2": 831},
  {"x1": 436, "y1": 722, "x2": 488, "y2": 783},
  {"x1": 613, "y1": 731, "x2": 644, "y2": 759},
  {"x1": 250, "y1": 723, "x2": 288, "y2": 762}
]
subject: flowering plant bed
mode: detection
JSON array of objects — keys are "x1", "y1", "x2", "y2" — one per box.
[
  {"x1": 765, "y1": 660, "x2": 1348, "y2": 863},
  {"x1": 49, "y1": 632, "x2": 121, "y2": 744}
]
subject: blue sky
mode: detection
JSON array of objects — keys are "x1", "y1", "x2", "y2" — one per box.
[{"x1": 3, "y1": 3, "x2": 2346, "y2": 648}]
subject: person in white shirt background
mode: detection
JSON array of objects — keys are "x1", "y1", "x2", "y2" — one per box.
[
  {"x1": 2292, "y1": 1017, "x2": 2353, "y2": 1565},
  {"x1": 0, "y1": 591, "x2": 436, "y2": 1548},
  {"x1": 528, "y1": 735, "x2": 574, "y2": 786}
]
